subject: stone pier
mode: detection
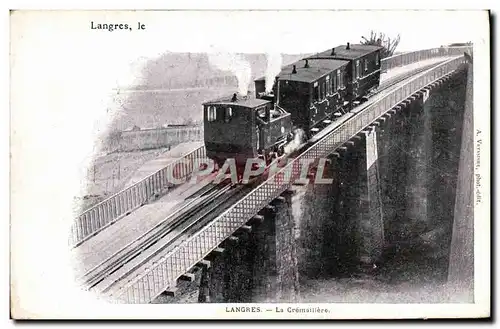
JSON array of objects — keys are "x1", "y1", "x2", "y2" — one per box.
[
  {"x1": 193, "y1": 194, "x2": 300, "y2": 303},
  {"x1": 252, "y1": 196, "x2": 300, "y2": 302},
  {"x1": 355, "y1": 127, "x2": 385, "y2": 266}
]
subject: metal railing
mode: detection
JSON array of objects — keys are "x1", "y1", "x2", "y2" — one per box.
[
  {"x1": 71, "y1": 46, "x2": 471, "y2": 249},
  {"x1": 111, "y1": 55, "x2": 467, "y2": 304},
  {"x1": 70, "y1": 145, "x2": 208, "y2": 247},
  {"x1": 107, "y1": 126, "x2": 204, "y2": 153},
  {"x1": 381, "y1": 46, "x2": 472, "y2": 71}
]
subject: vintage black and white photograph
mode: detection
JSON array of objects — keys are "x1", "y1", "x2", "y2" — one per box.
[{"x1": 10, "y1": 9, "x2": 490, "y2": 319}]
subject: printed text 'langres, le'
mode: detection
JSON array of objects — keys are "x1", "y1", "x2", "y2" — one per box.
[{"x1": 90, "y1": 21, "x2": 146, "y2": 32}]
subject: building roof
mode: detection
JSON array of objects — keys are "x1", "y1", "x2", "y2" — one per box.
[
  {"x1": 203, "y1": 94, "x2": 270, "y2": 108},
  {"x1": 307, "y1": 44, "x2": 383, "y2": 60},
  {"x1": 273, "y1": 58, "x2": 349, "y2": 83}
]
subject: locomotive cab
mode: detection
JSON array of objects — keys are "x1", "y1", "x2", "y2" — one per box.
[
  {"x1": 203, "y1": 94, "x2": 292, "y2": 169},
  {"x1": 254, "y1": 103, "x2": 293, "y2": 159}
]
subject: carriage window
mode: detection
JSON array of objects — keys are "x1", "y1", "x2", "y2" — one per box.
[
  {"x1": 207, "y1": 106, "x2": 217, "y2": 122},
  {"x1": 313, "y1": 82, "x2": 319, "y2": 102},
  {"x1": 326, "y1": 75, "x2": 331, "y2": 94},
  {"x1": 321, "y1": 82, "x2": 326, "y2": 100},
  {"x1": 270, "y1": 108, "x2": 280, "y2": 119},
  {"x1": 225, "y1": 107, "x2": 233, "y2": 122},
  {"x1": 375, "y1": 53, "x2": 380, "y2": 65},
  {"x1": 337, "y1": 71, "x2": 342, "y2": 89},
  {"x1": 332, "y1": 73, "x2": 337, "y2": 91},
  {"x1": 355, "y1": 60, "x2": 360, "y2": 79},
  {"x1": 257, "y1": 106, "x2": 266, "y2": 119},
  {"x1": 364, "y1": 59, "x2": 368, "y2": 72}
]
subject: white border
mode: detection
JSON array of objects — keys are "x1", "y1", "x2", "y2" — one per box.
[{"x1": 6, "y1": 3, "x2": 494, "y2": 322}]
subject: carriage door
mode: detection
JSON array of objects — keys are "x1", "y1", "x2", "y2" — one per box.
[
  {"x1": 354, "y1": 60, "x2": 361, "y2": 98},
  {"x1": 255, "y1": 106, "x2": 268, "y2": 153},
  {"x1": 256, "y1": 126, "x2": 260, "y2": 152}
]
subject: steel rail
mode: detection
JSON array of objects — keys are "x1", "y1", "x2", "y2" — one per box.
[
  {"x1": 111, "y1": 55, "x2": 468, "y2": 304},
  {"x1": 78, "y1": 181, "x2": 226, "y2": 290}
]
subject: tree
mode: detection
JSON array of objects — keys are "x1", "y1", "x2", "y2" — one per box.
[
  {"x1": 448, "y1": 41, "x2": 473, "y2": 47},
  {"x1": 360, "y1": 31, "x2": 401, "y2": 59}
]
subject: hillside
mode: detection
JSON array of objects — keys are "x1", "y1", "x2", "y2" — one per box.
[
  {"x1": 108, "y1": 52, "x2": 309, "y2": 131},
  {"x1": 135, "y1": 52, "x2": 309, "y2": 90}
]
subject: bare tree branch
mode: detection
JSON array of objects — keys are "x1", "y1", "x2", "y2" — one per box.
[{"x1": 360, "y1": 30, "x2": 401, "y2": 58}]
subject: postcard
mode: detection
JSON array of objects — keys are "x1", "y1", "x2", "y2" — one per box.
[{"x1": 9, "y1": 9, "x2": 490, "y2": 319}]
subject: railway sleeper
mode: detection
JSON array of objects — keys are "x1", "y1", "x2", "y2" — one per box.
[
  {"x1": 269, "y1": 196, "x2": 287, "y2": 208},
  {"x1": 163, "y1": 287, "x2": 179, "y2": 298},
  {"x1": 264, "y1": 205, "x2": 276, "y2": 213},
  {"x1": 338, "y1": 146, "x2": 348, "y2": 153},
  {"x1": 197, "y1": 259, "x2": 211, "y2": 269},
  {"x1": 238, "y1": 225, "x2": 253, "y2": 234},
  {"x1": 203, "y1": 246, "x2": 227, "y2": 262},
  {"x1": 158, "y1": 265, "x2": 204, "y2": 301},
  {"x1": 250, "y1": 214, "x2": 265, "y2": 225},
  {"x1": 179, "y1": 273, "x2": 196, "y2": 282},
  {"x1": 377, "y1": 117, "x2": 387, "y2": 124}
]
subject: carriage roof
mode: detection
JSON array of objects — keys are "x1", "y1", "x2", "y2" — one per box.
[
  {"x1": 203, "y1": 95, "x2": 270, "y2": 108},
  {"x1": 275, "y1": 58, "x2": 349, "y2": 83},
  {"x1": 308, "y1": 44, "x2": 383, "y2": 60}
]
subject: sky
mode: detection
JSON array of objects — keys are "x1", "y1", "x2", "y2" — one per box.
[
  {"x1": 11, "y1": 10, "x2": 487, "y2": 96},
  {"x1": 11, "y1": 10, "x2": 486, "y2": 91}
]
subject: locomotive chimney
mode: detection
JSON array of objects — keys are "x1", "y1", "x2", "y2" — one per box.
[
  {"x1": 292, "y1": 65, "x2": 297, "y2": 74},
  {"x1": 231, "y1": 93, "x2": 237, "y2": 102},
  {"x1": 304, "y1": 59, "x2": 309, "y2": 68},
  {"x1": 331, "y1": 48, "x2": 335, "y2": 55},
  {"x1": 346, "y1": 42, "x2": 351, "y2": 50}
]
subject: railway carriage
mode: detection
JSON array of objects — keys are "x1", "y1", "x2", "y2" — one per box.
[
  {"x1": 256, "y1": 58, "x2": 350, "y2": 137},
  {"x1": 307, "y1": 43, "x2": 383, "y2": 104},
  {"x1": 203, "y1": 43, "x2": 384, "y2": 170}
]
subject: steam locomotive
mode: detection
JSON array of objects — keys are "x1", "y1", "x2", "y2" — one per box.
[{"x1": 203, "y1": 43, "x2": 383, "y2": 168}]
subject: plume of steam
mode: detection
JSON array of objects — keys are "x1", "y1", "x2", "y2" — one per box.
[
  {"x1": 208, "y1": 51, "x2": 251, "y2": 95},
  {"x1": 265, "y1": 52, "x2": 282, "y2": 93},
  {"x1": 284, "y1": 129, "x2": 306, "y2": 154}
]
